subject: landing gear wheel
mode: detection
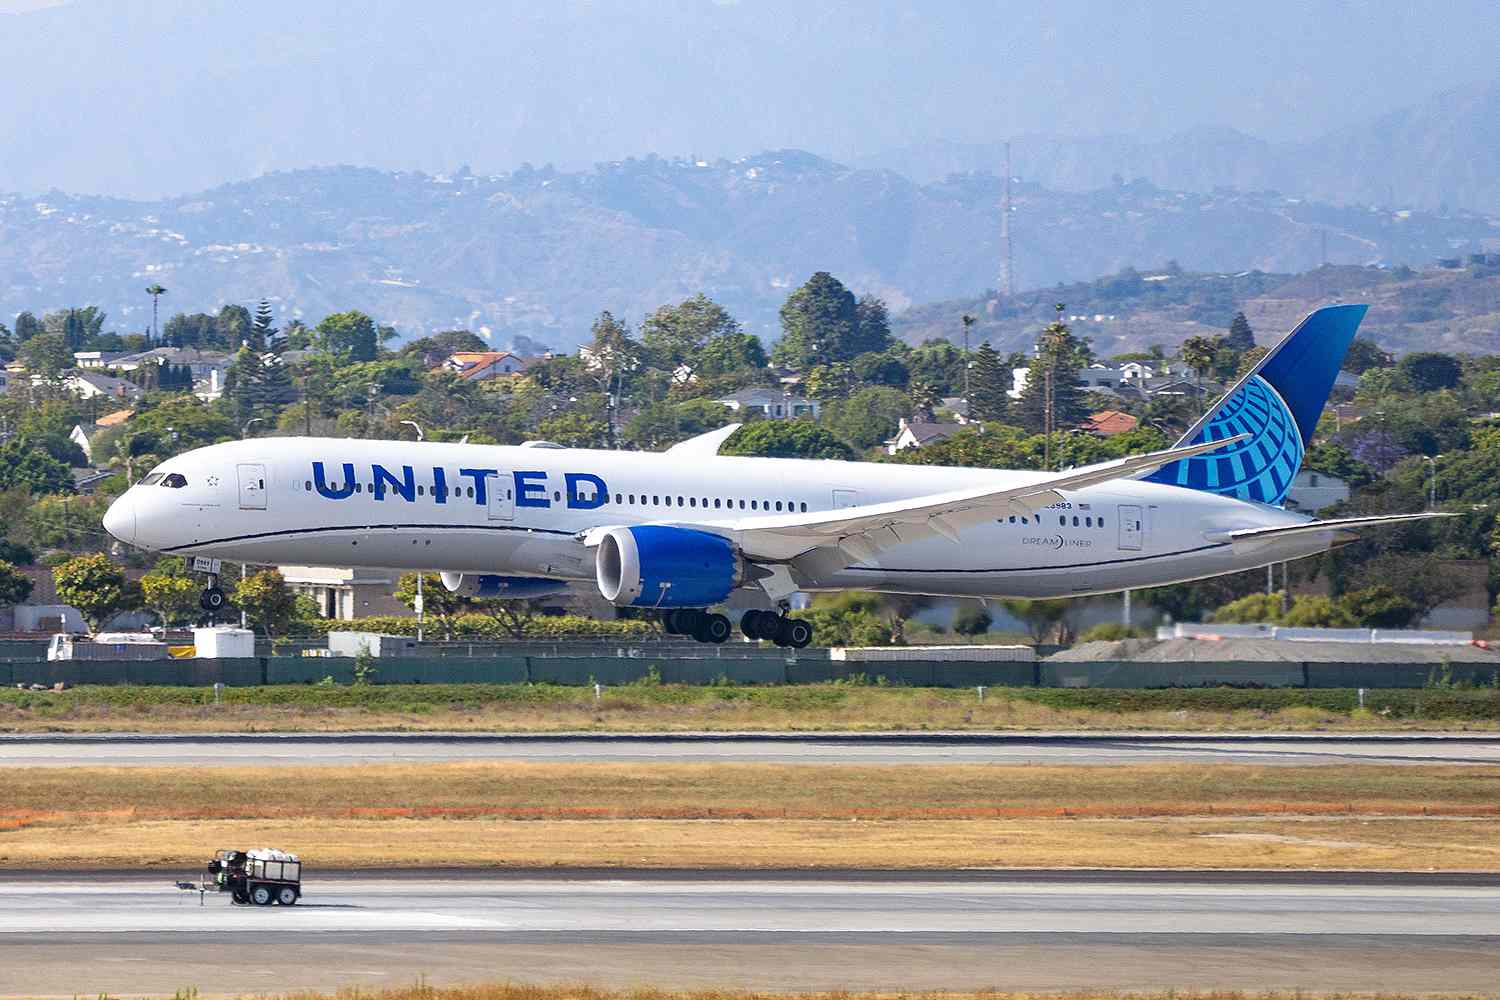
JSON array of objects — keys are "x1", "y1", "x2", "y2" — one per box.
[
  {"x1": 200, "y1": 586, "x2": 226, "y2": 612},
  {"x1": 777, "y1": 617, "x2": 813, "y2": 649},
  {"x1": 694, "y1": 613, "x2": 731, "y2": 644},
  {"x1": 661, "y1": 612, "x2": 680, "y2": 635},
  {"x1": 250, "y1": 884, "x2": 274, "y2": 906},
  {"x1": 275, "y1": 886, "x2": 299, "y2": 906},
  {"x1": 668, "y1": 609, "x2": 703, "y2": 637},
  {"x1": 231, "y1": 888, "x2": 249, "y2": 905},
  {"x1": 740, "y1": 610, "x2": 770, "y2": 641}
]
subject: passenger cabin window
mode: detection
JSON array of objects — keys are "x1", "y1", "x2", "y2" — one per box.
[
  {"x1": 161, "y1": 473, "x2": 188, "y2": 489},
  {"x1": 140, "y1": 473, "x2": 164, "y2": 486}
]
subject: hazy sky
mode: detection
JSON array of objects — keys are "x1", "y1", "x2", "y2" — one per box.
[{"x1": 2, "y1": 0, "x2": 1498, "y2": 197}]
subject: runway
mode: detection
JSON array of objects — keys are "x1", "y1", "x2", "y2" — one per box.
[
  {"x1": 3, "y1": 872, "x2": 1499, "y2": 994},
  {"x1": 5, "y1": 731, "x2": 1500, "y2": 767}
]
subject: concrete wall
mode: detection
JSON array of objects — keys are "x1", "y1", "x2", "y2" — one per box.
[{"x1": 6, "y1": 654, "x2": 1498, "y2": 689}]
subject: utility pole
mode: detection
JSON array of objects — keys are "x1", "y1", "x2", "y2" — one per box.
[
  {"x1": 999, "y1": 140, "x2": 1014, "y2": 298},
  {"x1": 961, "y1": 314, "x2": 975, "y2": 406}
]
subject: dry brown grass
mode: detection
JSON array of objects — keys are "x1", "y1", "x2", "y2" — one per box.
[
  {"x1": 68, "y1": 980, "x2": 1498, "y2": 1000},
  {"x1": 6, "y1": 762, "x2": 1500, "y2": 871}
]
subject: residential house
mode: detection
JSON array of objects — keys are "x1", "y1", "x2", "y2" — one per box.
[
  {"x1": 437, "y1": 351, "x2": 529, "y2": 382},
  {"x1": 279, "y1": 565, "x2": 408, "y2": 621},
  {"x1": 1080, "y1": 410, "x2": 1139, "y2": 437},
  {"x1": 72, "y1": 350, "x2": 129, "y2": 370},
  {"x1": 885, "y1": 417, "x2": 965, "y2": 455},
  {"x1": 108, "y1": 346, "x2": 232, "y2": 382},
  {"x1": 1284, "y1": 469, "x2": 1350, "y2": 513},
  {"x1": 65, "y1": 371, "x2": 142, "y2": 402},
  {"x1": 713, "y1": 388, "x2": 819, "y2": 419}
]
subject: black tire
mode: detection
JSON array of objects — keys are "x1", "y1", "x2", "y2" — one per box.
[
  {"x1": 661, "y1": 611, "x2": 680, "y2": 635},
  {"x1": 740, "y1": 610, "x2": 767, "y2": 640},
  {"x1": 778, "y1": 617, "x2": 813, "y2": 649},
  {"x1": 276, "y1": 885, "x2": 299, "y2": 906},
  {"x1": 669, "y1": 609, "x2": 703, "y2": 636},
  {"x1": 203, "y1": 586, "x2": 226, "y2": 611},
  {"x1": 696, "y1": 613, "x2": 731, "y2": 644},
  {"x1": 250, "y1": 884, "x2": 274, "y2": 906}
]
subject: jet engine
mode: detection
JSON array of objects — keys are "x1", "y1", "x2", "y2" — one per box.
[
  {"x1": 594, "y1": 525, "x2": 740, "y2": 608},
  {"x1": 438, "y1": 572, "x2": 571, "y2": 600}
]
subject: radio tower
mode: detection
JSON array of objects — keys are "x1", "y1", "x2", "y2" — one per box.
[{"x1": 999, "y1": 140, "x2": 1014, "y2": 298}]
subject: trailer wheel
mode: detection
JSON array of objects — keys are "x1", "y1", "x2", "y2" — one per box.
[
  {"x1": 276, "y1": 886, "x2": 299, "y2": 905},
  {"x1": 250, "y1": 884, "x2": 274, "y2": 906}
]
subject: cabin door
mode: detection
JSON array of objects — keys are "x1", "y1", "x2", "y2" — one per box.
[
  {"x1": 237, "y1": 464, "x2": 267, "y2": 510},
  {"x1": 487, "y1": 472, "x2": 514, "y2": 521},
  {"x1": 832, "y1": 489, "x2": 859, "y2": 510},
  {"x1": 1117, "y1": 504, "x2": 1144, "y2": 550}
]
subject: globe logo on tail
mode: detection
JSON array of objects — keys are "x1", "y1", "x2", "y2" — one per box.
[{"x1": 1145, "y1": 374, "x2": 1304, "y2": 506}]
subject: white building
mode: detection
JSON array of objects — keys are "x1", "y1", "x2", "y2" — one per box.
[
  {"x1": 885, "y1": 417, "x2": 964, "y2": 454},
  {"x1": 279, "y1": 566, "x2": 407, "y2": 621},
  {"x1": 1285, "y1": 470, "x2": 1350, "y2": 513},
  {"x1": 713, "y1": 388, "x2": 819, "y2": 419}
]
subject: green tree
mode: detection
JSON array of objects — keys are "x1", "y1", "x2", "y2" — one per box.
[
  {"x1": 999, "y1": 598, "x2": 1070, "y2": 643},
  {"x1": 537, "y1": 412, "x2": 609, "y2": 448},
  {"x1": 0, "y1": 561, "x2": 35, "y2": 611},
  {"x1": 216, "y1": 304, "x2": 253, "y2": 347},
  {"x1": 250, "y1": 299, "x2": 277, "y2": 351},
  {"x1": 641, "y1": 294, "x2": 739, "y2": 370},
  {"x1": 13, "y1": 311, "x2": 41, "y2": 341},
  {"x1": 394, "y1": 571, "x2": 473, "y2": 640},
  {"x1": 966, "y1": 342, "x2": 1008, "y2": 421},
  {"x1": 1180, "y1": 334, "x2": 1221, "y2": 391},
  {"x1": 694, "y1": 331, "x2": 768, "y2": 376},
  {"x1": 259, "y1": 355, "x2": 297, "y2": 410},
  {"x1": 1210, "y1": 591, "x2": 1284, "y2": 623},
  {"x1": 583, "y1": 310, "x2": 642, "y2": 447},
  {"x1": 1340, "y1": 585, "x2": 1420, "y2": 628},
  {"x1": 721, "y1": 421, "x2": 855, "y2": 460},
  {"x1": 316, "y1": 310, "x2": 380, "y2": 361},
  {"x1": 144, "y1": 284, "x2": 167, "y2": 343},
  {"x1": 821, "y1": 387, "x2": 911, "y2": 450},
  {"x1": 771, "y1": 272, "x2": 861, "y2": 369},
  {"x1": 52, "y1": 553, "x2": 130, "y2": 630},
  {"x1": 1397, "y1": 352, "x2": 1462, "y2": 392},
  {"x1": 0, "y1": 439, "x2": 74, "y2": 494},
  {"x1": 18, "y1": 331, "x2": 71, "y2": 380},
  {"x1": 224, "y1": 345, "x2": 266, "y2": 424},
  {"x1": 1224, "y1": 312, "x2": 1256, "y2": 352},
  {"x1": 1013, "y1": 310, "x2": 1090, "y2": 445},
  {"x1": 1281, "y1": 595, "x2": 1354, "y2": 628},
  {"x1": 1342, "y1": 337, "x2": 1392, "y2": 375},
  {"x1": 233, "y1": 569, "x2": 299, "y2": 639},
  {"x1": 804, "y1": 592, "x2": 893, "y2": 647},
  {"x1": 803, "y1": 362, "x2": 856, "y2": 402},
  {"x1": 139, "y1": 556, "x2": 200, "y2": 626},
  {"x1": 952, "y1": 603, "x2": 993, "y2": 637}
]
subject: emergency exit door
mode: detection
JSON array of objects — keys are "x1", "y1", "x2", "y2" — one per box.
[
  {"x1": 832, "y1": 489, "x2": 859, "y2": 509},
  {"x1": 237, "y1": 464, "x2": 267, "y2": 510},
  {"x1": 487, "y1": 472, "x2": 514, "y2": 521},
  {"x1": 1117, "y1": 504, "x2": 1143, "y2": 550}
]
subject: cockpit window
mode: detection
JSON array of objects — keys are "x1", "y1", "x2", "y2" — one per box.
[
  {"x1": 139, "y1": 473, "x2": 164, "y2": 486},
  {"x1": 161, "y1": 473, "x2": 188, "y2": 489}
]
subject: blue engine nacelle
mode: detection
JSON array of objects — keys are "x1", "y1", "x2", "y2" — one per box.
[
  {"x1": 594, "y1": 525, "x2": 740, "y2": 608},
  {"x1": 439, "y1": 572, "x2": 571, "y2": 600}
]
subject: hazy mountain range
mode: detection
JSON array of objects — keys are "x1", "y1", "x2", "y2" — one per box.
[
  {"x1": 863, "y1": 78, "x2": 1500, "y2": 215},
  {"x1": 4, "y1": 152, "x2": 1497, "y2": 351}
]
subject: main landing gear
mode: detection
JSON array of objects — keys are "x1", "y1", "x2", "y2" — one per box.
[
  {"x1": 740, "y1": 609, "x2": 813, "y2": 649},
  {"x1": 661, "y1": 609, "x2": 733, "y2": 644},
  {"x1": 661, "y1": 607, "x2": 814, "y2": 648}
]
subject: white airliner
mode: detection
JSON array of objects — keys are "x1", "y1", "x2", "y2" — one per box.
[{"x1": 103, "y1": 304, "x2": 1444, "y2": 647}]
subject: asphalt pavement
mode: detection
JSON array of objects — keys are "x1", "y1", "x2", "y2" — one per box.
[
  {"x1": 5, "y1": 731, "x2": 1500, "y2": 767},
  {"x1": 2, "y1": 872, "x2": 1498, "y2": 994}
]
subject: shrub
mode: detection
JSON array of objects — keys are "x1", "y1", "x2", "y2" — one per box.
[{"x1": 1077, "y1": 622, "x2": 1148, "y2": 642}]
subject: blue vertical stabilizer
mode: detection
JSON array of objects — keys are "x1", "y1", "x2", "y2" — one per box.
[{"x1": 1143, "y1": 304, "x2": 1367, "y2": 506}]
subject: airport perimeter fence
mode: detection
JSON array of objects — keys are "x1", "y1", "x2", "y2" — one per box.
[{"x1": 5, "y1": 654, "x2": 1498, "y2": 689}]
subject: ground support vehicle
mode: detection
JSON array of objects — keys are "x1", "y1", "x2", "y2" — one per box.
[{"x1": 199, "y1": 848, "x2": 302, "y2": 905}]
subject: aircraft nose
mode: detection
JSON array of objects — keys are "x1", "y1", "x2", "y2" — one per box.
[{"x1": 102, "y1": 494, "x2": 136, "y2": 545}]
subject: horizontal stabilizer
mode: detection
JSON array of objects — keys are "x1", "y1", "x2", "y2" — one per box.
[{"x1": 1209, "y1": 511, "x2": 1457, "y2": 550}]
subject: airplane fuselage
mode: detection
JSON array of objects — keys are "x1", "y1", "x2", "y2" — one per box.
[{"x1": 104, "y1": 437, "x2": 1330, "y2": 600}]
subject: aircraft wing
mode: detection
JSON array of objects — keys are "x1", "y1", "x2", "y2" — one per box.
[{"x1": 689, "y1": 435, "x2": 1246, "y2": 563}]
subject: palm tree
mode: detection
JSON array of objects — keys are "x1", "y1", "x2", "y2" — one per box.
[
  {"x1": 1180, "y1": 335, "x2": 1221, "y2": 417},
  {"x1": 145, "y1": 284, "x2": 168, "y2": 344}
]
